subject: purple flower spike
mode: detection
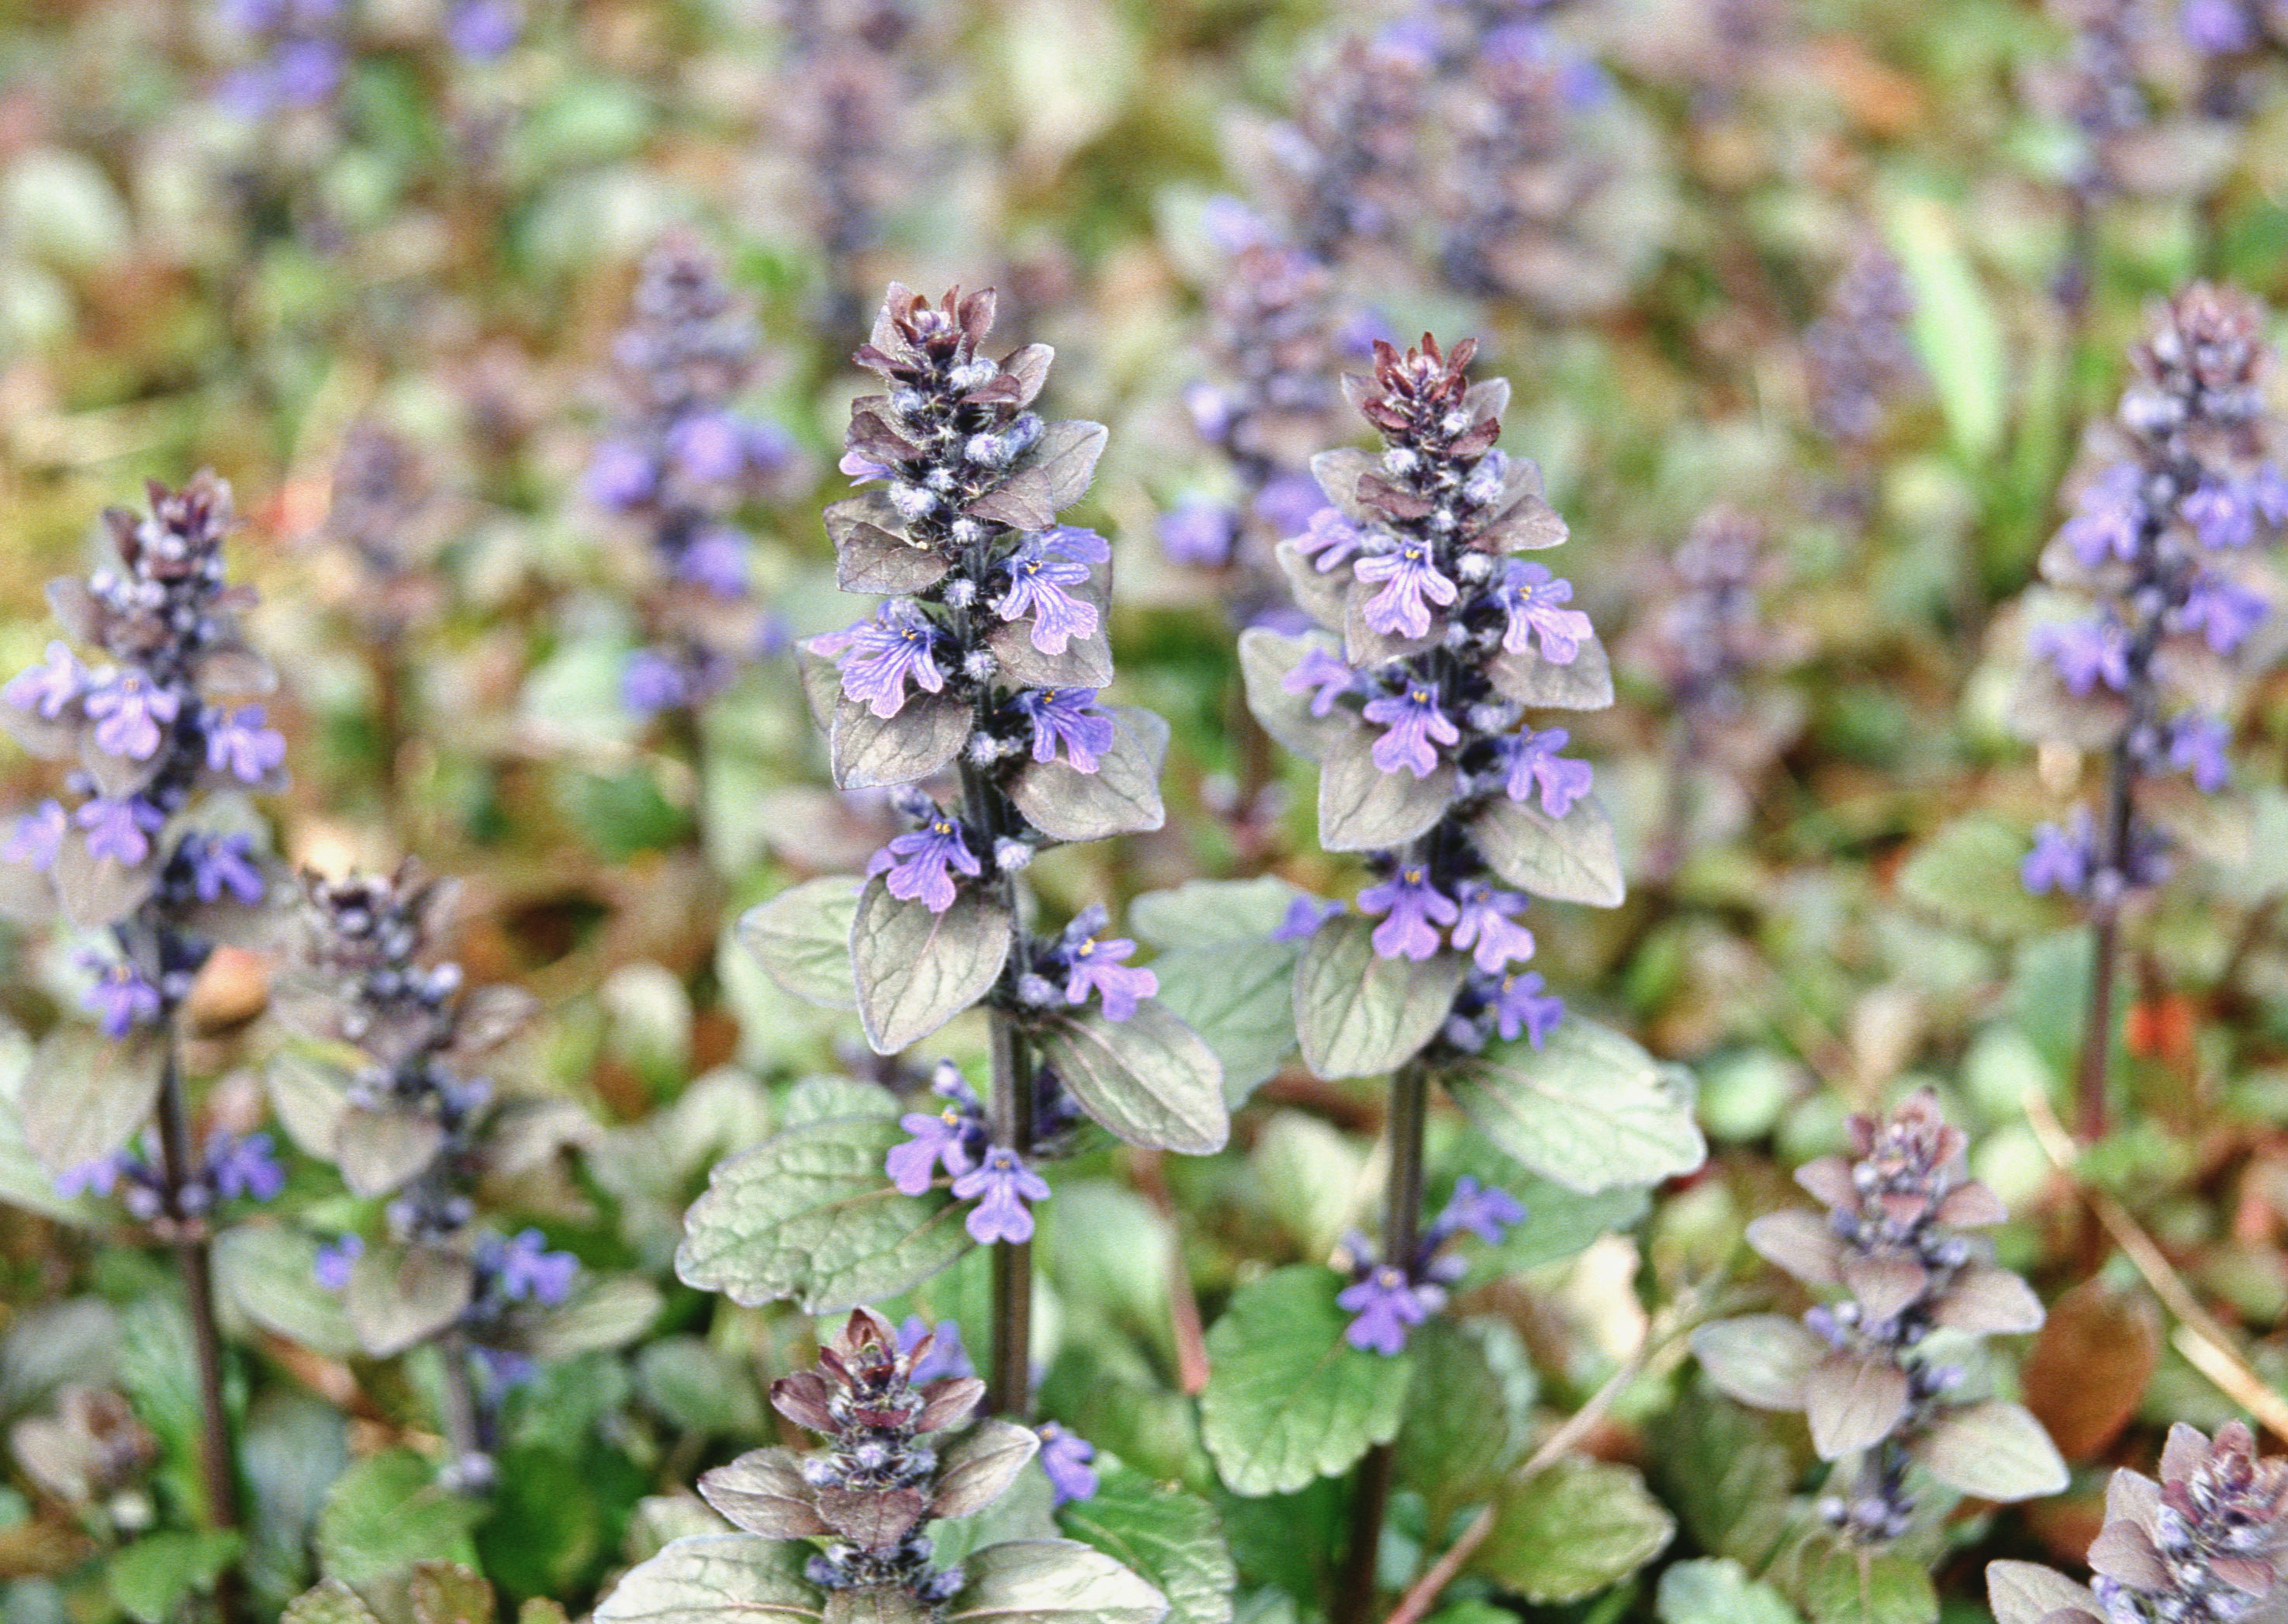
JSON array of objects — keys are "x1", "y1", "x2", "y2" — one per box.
[
  {"x1": 2034, "y1": 617, "x2": 2131, "y2": 695},
  {"x1": 1354, "y1": 540, "x2": 1459, "y2": 640},
  {"x1": 205, "y1": 1130, "x2": 286, "y2": 1203},
  {"x1": 1489, "y1": 971, "x2": 1564, "y2": 1046},
  {"x1": 1160, "y1": 499, "x2": 1239, "y2": 569},
  {"x1": 1491, "y1": 561, "x2": 1592, "y2": 662},
  {"x1": 206, "y1": 705, "x2": 288, "y2": 783},
  {"x1": 85, "y1": 670, "x2": 180, "y2": 761},
  {"x1": 1036, "y1": 1422, "x2": 1098, "y2": 1506},
  {"x1": 1293, "y1": 507, "x2": 1367, "y2": 574},
  {"x1": 887, "y1": 1108, "x2": 977, "y2": 1195},
  {"x1": 2058, "y1": 463, "x2": 2146, "y2": 568},
  {"x1": 5, "y1": 801, "x2": 67, "y2": 871},
  {"x1": 2169, "y1": 714, "x2": 2231, "y2": 792},
  {"x1": 5, "y1": 642, "x2": 85, "y2": 719},
  {"x1": 488, "y1": 1228, "x2": 580, "y2": 1305},
  {"x1": 1432, "y1": 1176, "x2": 1526, "y2": 1246},
  {"x1": 952, "y1": 1147, "x2": 1051, "y2": 1245},
  {"x1": 1273, "y1": 894, "x2": 1345, "y2": 942},
  {"x1": 81, "y1": 957, "x2": 161, "y2": 1038},
  {"x1": 996, "y1": 536, "x2": 1100, "y2": 655},
  {"x1": 74, "y1": 797, "x2": 164, "y2": 866},
  {"x1": 866, "y1": 813, "x2": 982, "y2": 914},
  {"x1": 1283, "y1": 647, "x2": 1357, "y2": 717},
  {"x1": 667, "y1": 411, "x2": 750, "y2": 484},
  {"x1": 1450, "y1": 883, "x2": 1536, "y2": 973},
  {"x1": 2023, "y1": 812, "x2": 2096, "y2": 897},
  {"x1": 1357, "y1": 864, "x2": 1460, "y2": 962},
  {"x1": 1500, "y1": 727, "x2": 1592, "y2": 817},
  {"x1": 1362, "y1": 680, "x2": 1458, "y2": 777},
  {"x1": 2179, "y1": 573, "x2": 2268, "y2": 655},
  {"x1": 1010, "y1": 689, "x2": 1115, "y2": 772},
  {"x1": 1338, "y1": 1266, "x2": 1430, "y2": 1356},
  {"x1": 1063, "y1": 931, "x2": 1156, "y2": 1023},
  {"x1": 814, "y1": 599, "x2": 948, "y2": 720}
]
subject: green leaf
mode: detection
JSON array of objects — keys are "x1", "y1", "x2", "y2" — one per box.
[
  {"x1": 1007, "y1": 707, "x2": 1169, "y2": 842},
  {"x1": 1790, "y1": 1534, "x2": 1938, "y2": 1624},
  {"x1": 1058, "y1": 1467, "x2": 1236, "y2": 1624},
  {"x1": 19, "y1": 1025, "x2": 162, "y2": 1178},
  {"x1": 1292, "y1": 914, "x2": 1464, "y2": 1080},
  {"x1": 828, "y1": 689, "x2": 970, "y2": 791},
  {"x1": 594, "y1": 1535, "x2": 825, "y2": 1624},
  {"x1": 1129, "y1": 879, "x2": 1307, "y2": 948},
  {"x1": 107, "y1": 1530, "x2": 244, "y2": 1624},
  {"x1": 1654, "y1": 1387, "x2": 1799, "y2": 1573},
  {"x1": 215, "y1": 1225, "x2": 360, "y2": 1359},
  {"x1": 1236, "y1": 628, "x2": 1344, "y2": 762},
  {"x1": 676, "y1": 1115, "x2": 973, "y2": 1311},
  {"x1": 1883, "y1": 190, "x2": 2006, "y2": 462},
  {"x1": 1914, "y1": 1400, "x2": 2067, "y2": 1502},
  {"x1": 1201, "y1": 1266, "x2": 1415, "y2": 1497},
  {"x1": 851, "y1": 876, "x2": 1013, "y2": 1055},
  {"x1": 1395, "y1": 1321, "x2": 1521, "y2": 1522},
  {"x1": 1443, "y1": 1021, "x2": 1706, "y2": 1194},
  {"x1": 1147, "y1": 941, "x2": 1300, "y2": 1104},
  {"x1": 516, "y1": 1275, "x2": 663, "y2": 1358},
  {"x1": 1468, "y1": 794, "x2": 1626, "y2": 907},
  {"x1": 739, "y1": 879, "x2": 864, "y2": 1011},
  {"x1": 1657, "y1": 1558, "x2": 1805, "y2": 1624},
  {"x1": 1471, "y1": 1458, "x2": 1674, "y2": 1604},
  {"x1": 410, "y1": 1561, "x2": 496, "y2": 1624},
  {"x1": 1896, "y1": 817, "x2": 2051, "y2": 940},
  {"x1": 1317, "y1": 729, "x2": 1454, "y2": 852},
  {"x1": 1488, "y1": 632, "x2": 1614, "y2": 711},
  {"x1": 1689, "y1": 1316, "x2": 1825, "y2": 1411},
  {"x1": 1033, "y1": 1000, "x2": 1229, "y2": 1154},
  {"x1": 282, "y1": 1581, "x2": 384, "y2": 1624},
  {"x1": 931, "y1": 1419, "x2": 1043, "y2": 1519},
  {"x1": 345, "y1": 1244, "x2": 475, "y2": 1359},
  {"x1": 315, "y1": 1449, "x2": 482, "y2": 1588},
  {"x1": 1440, "y1": 1142, "x2": 1650, "y2": 1276},
  {"x1": 945, "y1": 1539, "x2": 1169, "y2": 1624},
  {"x1": 636, "y1": 1338, "x2": 768, "y2": 1435}
]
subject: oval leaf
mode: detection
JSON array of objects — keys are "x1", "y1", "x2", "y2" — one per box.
[
  {"x1": 830, "y1": 690, "x2": 971, "y2": 792},
  {"x1": 1056, "y1": 1468, "x2": 1236, "y2": 1624},
  {"x1": 1032, "y1": 1001, "x2": 1229, "y2": 1155},
  {"x1": 1689, "y1": 1315, "x2": 1826, "y2": 1411},
  {"x1": 1469, "y1": 793, "x2": 1625, "y2": 907},
  {"x1": 738, "y1": 878, "x2": 864, "y2": 1011},
  {"x1": 1473, "y1": 1458, "x2": 1675, "y2": 1605},
  {"x1": 20, "y1": 1025, "x2": 163, "y2": 1178},
  {"x1": 595, "y1": 1536, "x2": 824, "y2": 1624},
  {"x1": 1292, "y1": 914, "x2": 1463, "y2": 1080},
  {"x1": 946, "y1": 1538, "x2": 1167, "y2": 1624},
  {"x1": 851, "y1": 878, "x2": 1013, "y2": 1056},
  {"x1": 1443, "y1": 1021, "x2": 1706, "y2": 1194},
  {"x1": 1317, "y1": 728, "x2": 1454, "y2": 853},
  {"x1": 1236, "y1": 627, "x2": 1344, "y2": 763},
  {"x1": 1007, "y1": 707, "x2": 1168, "y2": 842},
  {"x1": 1804, "y1": 1354, "x2": 1910, "y2": 1461},
  {"x1": 931, "y1": 1419, "x2": 1042, "y2": 1519},
  {"x1": 1916, "y1": 1400, "x2": 2068, "y2": 1503}
]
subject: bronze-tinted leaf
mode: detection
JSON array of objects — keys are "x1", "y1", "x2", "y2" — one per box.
[
  {"x1": 1029, "y1": 420, "x2": 1108, "y2": 510},
  {"x1": 1932, "y1": 1264, "x2": 2044, "y2": 1336},
  {"x1": 336, "y1": 1105, "x2": 447, "y2": 1197},
  {"x1": 698, "y1": 1448, "x2": 829, "y2": 1539},
  {"x1": 850, "y1": 878, "x2": 1011, "y2": 1055},
  {"x1": 1317, "y1": 728, "x2": 1453, "y2": 852},
  {"x1": 985, "y1": 561, "x2": 1114, "y2": 689},
  {"x1": 1988, "y1": 1562, "x2": 2103, "y2": 1624},
  {"x1": 346, "y1": 1244, "x2": 475, "y2": 1359},
  {"x1": 816, "y1": 1483, "x2": 930, "y2": 1547},
  {"x1": 2086, "y1": 1522, "x2": 2165, "y2": 1588},
  {"x1": 1804, "y1": 1353, "x2": 1909, "y2": 1460},
  {"x1": 1841, "y1": 1255, "x2": 1930, "y2": 1324},
  {"x1": 1744, "y1": 1211, "x2": 1843, "y2": 1287},
  {"x1": 928, "y1": 1418, "x2": 1039, "y2": 1519},
  {"x1": 1488, "y1": 633, "x2": 1612, "y2": 710},
  {"x1": 829, "y1": 690, "x2": 970, "y2": 791},
  {"x1": 1236, "y1": 627, "x2": 1347, "y2": 763},
  {"x1": 1006, "y1": 707, "x2": 1166, "y2": 842}
]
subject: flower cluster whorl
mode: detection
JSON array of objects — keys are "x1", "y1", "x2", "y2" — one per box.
[
  {"x1": 2, "y1": 474, "x2": 284, "y2": 1034},
  {"x1": 1804, "y1": 244, "x2": 1923, "y2": 452},
  {"x1": 2018, "y1": 283, "x2": 2286, "y2": 904},
  {"x1": 589, "y1": 235, "x2": 801, "y2": 716},
  {"x1": 1336, "y1": 1175, "x2": 1523, "y2": 1356},
  {"x1": 1245, "y1": 333, "x2": 1615, "y2": 1057}
]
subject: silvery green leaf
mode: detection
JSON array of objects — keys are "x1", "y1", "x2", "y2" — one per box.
[
  {"x1": 676, "y1": 1116, "x2": 973, "y2": 1312},
  {"x1": 345, "y1": 1245, "x2": 475, "y2": 1360},
  {"x1": 1915, "y1": 1401, "x2": 2067, "y2": 1502},
  {"x1": 825, "y1": 1594, "x2": 930, "y2": 1624},
  {"x1": 513, "y1": 1276, "x2": 662, "y2": 1358},
  {"x1": 282, "y1": 1581, "x2": 383, "y2": 1624},
  {"x1": 930, "y1": 1418, "x2": 1042, "y2": 1518},
  {"x1": 1443, "y1": 1021, "x2": 1706, "y2": 1194},
  {"x1": 851, "y1": 878, "x2": 1012, "y2": 1055},
  {"x1": 1308, "y1": 448, "x2": 1380, "y2": 526},
  {"x1": 1488, "y1": 632, "x2": 1613, "y2": 710},
  {"x1": 829, "y1": 689, "x2": 971, "y2": 791},
  {"x1": 80, "y1": 731, "x2": 165, "y2": 800},
  {"x1": 0, "y1": 697, "x2": 79, "y2": 758},
  {"x1": 1033, "y1": 1000, "x2": 1229, "y2": 1154},
  {"x1": 797, "y1": 646, "x2": 842, "y2": 731},
  {"x1": 738, "y1": 878, "x2": 863, "y2": 1011},
  {"x1": 1292, "y1": 914, "x2": 1463, "y2": 1080},
  {"x1": 1478, "y1": 493, "x2": 1568, "y2": 552},
  {"x1": 336, "y1": 1105, "x2": 447, "y2": 1198},
  {"x1": 988, "y1": 560, "x2": 1114, "y2": 689},
  {"x1": 1657, "y1": 1558, "x2": 1803, "y2": 1624},
  {"x1": 1464, "y1": 376, "x2": 1510, "y2": 423},
  {"x1": 1056, "y1": 1469, "x2": 1235, "y2": 1624},
  {"x1": 829, "y1": 496, "x2": 948, "y2": 593},
  {"x1": 1803, "y1": 1353, "x2": 1910, "y2": 1461},
  {"x1": 1031, "y1": 420, "x2": 1110, "y2": 509},
  {"x1": 781, "y1": 1075, "x2": 900, "y2": 1127},
  {"x1": 1273, "y1": 541, "x2": 1347, "y2": 632},
  {"x1": 20, "y1": 1024, "x2": 162, "y2": 1177},
  {"x1": 1688, "y1": 1315, "x2": 1825, "y2": 1411},
  {"x1": 1007, "y1": 707, "x2": 1167, "y2": 841},
  {"x1": 1201, "y1": 1266, "x2": 1414, "y2": 1498},
  {"x1": 1236, "y1": 627, "x2": 1346, "y2": 762},
  {"x1": 1792, "y1": 1533, "x2": 1937, "y2": 1624},
  {"x1": 215, "y1": 1226, "x2": 359, "y2": 1359},
  {"x1": 1471, "y1": 1458, "x2": 1674, "y2": 1604},
  {"x1": 1128, "y1": 877, "x2": 1305, "y2": 946},
  {"x1": 1395, "y1": 1322, "x2": 1522, "y2": 1519},
  {"x1": 1469, "y1": 793, "x2": 1625, "y2": 906},
  {"x1": 1317, "y1": 729, "x2": 1454, "y2": 853},
  {"x1": 52, "y1": 831, "x2": 157, "y2": 928},
  {"x1": 946, "y1": 1539, "x2": 1169, "y2": 1624},
  {"x1": 1987, "y1": 1562, "x2": 2101, "y2": 1624},
  {"x1": 1931, "y1": 1265, "x2": 2045, "y2": 1335},
  {"x1": 697, "y1": 1447, "x2": 829, "y2": 1538},
  {"x1": 594, "y1": 1536, "x2": 824, "y2": 1624},
  {"x1": 1146, "y1": 936, "x2": 1300, "y2": 1104},
  {"x1": 1001, "y1": 344, "x2": 1053, "y2": 406}
]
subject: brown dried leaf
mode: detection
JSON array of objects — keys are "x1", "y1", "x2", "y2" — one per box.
[{"x1": 2021, "y1": 1280, "x2": 2158, "y2": 1461}]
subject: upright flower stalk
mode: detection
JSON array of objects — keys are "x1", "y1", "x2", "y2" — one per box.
[
  {"x1": 0, "y1": 475, "x2": 293, "y2": 1576},
  {"x1": 779, "y1": 285, "x2": 1225, "y2": 1415},
  {"x1": 2013, "y1": 284, "x2": 2286, "y2": 1138}
]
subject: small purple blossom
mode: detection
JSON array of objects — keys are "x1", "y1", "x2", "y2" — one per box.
[
  {"x1": 814, "y1": 599, "x2": 948, "y2": 720},
  {"x1": 667, "y1": 411, "x2": 750, "y2": 484},
  {"x1": 1292, "y1": 508, "x2": 1367, "y2": 573},
  {"x1": 1357, "y1": 864, "x2": 1460, "y2": 962},
  {"x1": 2058, "y1": 463, "x2": 2146, "y2": 568},
  {"x1": 952, "y1": 1147, "x2": 1051, "y2": 1246},
  {"x1": 80, "y1": 957, "x2": 161, "y2": 1038},
  {"x1": 74, "y1": 797, "x2": 164, "y2": 867},
  {"x1": 587, "y1": 441, "x2": 658, "y2": 511},
  {"x1": 486, "y1": 1228, "x2": 579, "y2": 1305},
  {"x1": 2185, "y1": 479, "x2": 2257, "y2": 551},
  {"x1": 623, "y1": 648, "x2": 691, "y2": 714},
  {"x1": 4, "y1": 642, "x2": 85, "y2": 719},
  {"x1": 54, "y1": 1153, "x2": 129, "y2": 1201},
  {"x1": 1489, "y1": 561, "x2": 1592, "y2": 662},
  {"x1": 2179, "y1": 573, "x2": 2268, "y2": 655},
  {"x1": 679, "y1": 528, "x2": 749, "y2": 599},
  {"x1": 897, "y1": 1316, "x2": 976, "y2": 1384},
  {"x1": 1255, "y1": 476, "x2": 1328, "y2": 537},
  {"x1": 1499, "y1": 727, "x2": 1592, "y2": 817},
  {"x1": 866, "y1": 814, "x2": 982, "y2": 914},
  {"x1": 313, "y1": 1235, "x2": 364, "y2": 1291},
  {"x1": 1274, "y1": 894, "x2": 1345, "y2": 942},
  {"x1": 1063, "y1": 930, "x2": 1156, "y2": 1023},
  {"x1": 1283, "y1": 647, "x2": 1357, "y2": 716},
  {"x1": 995, "y1": 537, "x2": 1100, "y2": 655},
  {"x1": 1160, "y1": 499, "x2": 1239, "y2": 569},
  {"x1": 5, "y1": 801, "x2": 66, "y2": 871},
  {"x1": 85, "y1": 670, "x2": 180, "y2": 761},
  {"x1": 1430, "y1": 1176, "x2": 1526, "y2": 1246},
  {"x1": 1361, "y1": 680, "x2": 1459, "y2": 777},
  {"x1": 1354, "y1": 541, "x2": 1459, "y2": 640},
  {"x1": 2035, "y1": 617, "x2": 2131, "y2": 695},
  {"x1": 839, "y1": 448, "x2": 892, "y2": 483},
  {"x1": 1449, "y1": 883, "x2": 1536, "y2": 973},
  {"x1": 183, "y1": 833, "x2": 265, "y2": 905},
  {"x1": 2169, "y1": 714, "x2": 2231, "y2": 791},
  {"x1": 887, "y1": 1108, "x2": 978, "y2": 1195},
  {"x1": 2183, "y1": 0, "x2": 2256, "y2": 53},
  {"x1": 1036, "y1": 1422, "x2": 1098, "y2": 1506},
  {"x1": 1338, "y1": 1265, "x2": 1431, "y2": 1356},
  {"x1": 1009, "y1": 689, "x2": 1115, "y2": 772},
  {"x1": 205, "y1": 705, "x2": 287, "y2": 783},
  {"x1": 1489, "y1": 971, "x2": 1564, "y2": 1046},
  {"x1": 445, "y1": 0, "x2": 519, "y2": 58},
  {"x1": 205, "y1": 1130, "x2": 285, "y2": 1203}
]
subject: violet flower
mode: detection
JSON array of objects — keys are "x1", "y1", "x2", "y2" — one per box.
[
  {"x1": 994, "y1": 537, "x2": 1100, "y2": 655},
  {"x1": 1363, "y1": 681, "x2": 1460, "y2": 777},
  {"x1": 952, "y1": 1148, "x2": 1051, "y2": 1246},
  {"x1": 1358, "y1": 864, "x2": 1460, "y2": 962},
  {"x1": 817, "y1": 599, "x2": 949, "y2": 720},
  {"x1": 1008, "y1": 688, "x2": 1115, "y2": 772},
  {"x1": 1035, "y1": 1422, "x2": 1097, "y2": 1506},
  {"x1": 866, "y1": 811, "x2": 983, "y2": 914}
]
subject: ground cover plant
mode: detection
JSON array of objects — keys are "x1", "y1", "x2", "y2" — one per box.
[{"x1": 9, "y1": 1, "x2": 2288, "y2": 1622}]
